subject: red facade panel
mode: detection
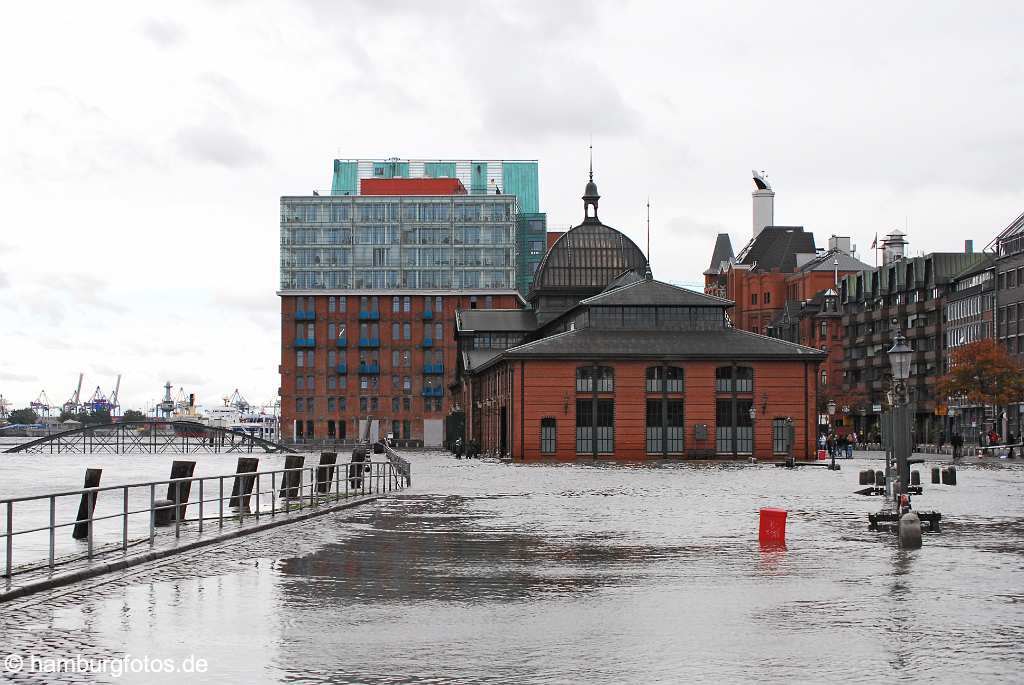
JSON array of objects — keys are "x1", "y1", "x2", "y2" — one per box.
[{"x1": 360, "y1": 178, "x2": 467, "y2": 196}]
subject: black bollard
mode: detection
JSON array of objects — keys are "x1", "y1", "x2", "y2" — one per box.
[
  {"x1": 316, "y1": 452, "x2": 338, "y2": 494},
  {"x1": 72, "y1": 468, "x2": 102, "y2": 540},
  {"x1": 153, "y1": 498, "x2": 175, "y2": 526},
  {"x1": 910, "y1": 470, "x2": 920, "y2": 486},
  {"x1": 166, "y1": 460, "x2": 196, "y2": 522},
  {"x1": 874, "y1": 470, "x2": 885, "y2": 486},
  {"x1": 944, "y1": 465, "x2": 957, "y2": 486},
  {"x1": 229, "y1": 457, "x2": 260, "y2": 511},
  {"x1": 931, "y1": 467, "x2": 941, "y2": 484},
  {"x1": 859, "y1": 470, "x2": 873, "y2": 485},
  {"x1": 279, "y1": 454, "x2": 305, "y2": 498}
]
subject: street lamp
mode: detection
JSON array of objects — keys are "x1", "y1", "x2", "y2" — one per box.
[
  {"x1": 887, "y1": 330, "x2": 914, "y2": 496},
  {"x1": 826, "y1": 399, "x2": 837, "y2": 469}
]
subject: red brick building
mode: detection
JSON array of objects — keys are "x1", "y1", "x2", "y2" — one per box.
[{"x1": 455, "y1": 175, "x2": 825, "y2": 460}]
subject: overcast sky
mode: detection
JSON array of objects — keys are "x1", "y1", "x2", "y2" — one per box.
[{"x1": 2, "y1": 1, "x2": 1022, "y2": 412}]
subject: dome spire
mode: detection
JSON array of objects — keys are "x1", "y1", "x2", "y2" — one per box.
[{"x1": 583, "y1": 144, "x2": 600, "y2": 223}]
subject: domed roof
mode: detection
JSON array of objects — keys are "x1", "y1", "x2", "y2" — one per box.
[{"x1": 530, "y1": 221, "x2": 649, "y2": 295}]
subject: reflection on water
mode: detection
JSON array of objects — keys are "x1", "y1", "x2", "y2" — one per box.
[{"x1": 2, "y1": 452, "x2": 1024, "y2": 684}]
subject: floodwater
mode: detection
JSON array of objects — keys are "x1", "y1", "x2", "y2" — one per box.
[{"x1": 2, "y1": 450, "x2": 1023, "y2": 684}]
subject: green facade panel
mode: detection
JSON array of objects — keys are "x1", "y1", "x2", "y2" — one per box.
[
  {"x1": 471, "y1": 161, "x2": 488, "y2": 194},
  {"x1": 372, "y1": 161, "x2": 410, "y2": 178},
  {"x1": 331, "y1": 160, "x2": 358, "y2": 196},
  {"x1": 425, "y1": 162, "x2": 457, "y2": 178},
  {"x1": 502, "y1": 162, "x2": 539, "y2": 214}
]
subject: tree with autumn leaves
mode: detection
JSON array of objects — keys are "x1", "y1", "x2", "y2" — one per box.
[{"x1": 937, "y1": 340, "x2": 1024, "y2": 409}]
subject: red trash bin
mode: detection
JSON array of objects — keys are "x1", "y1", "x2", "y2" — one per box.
[
  {"x1": 817, "y1": 449, "x2": 827, "y2": 461},
  {"x1": 759, "y1": 508, "x2": 787, "y2": 546}
]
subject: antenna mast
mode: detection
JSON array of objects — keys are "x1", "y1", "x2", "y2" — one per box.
[{"x1": 646, "y1": 198, "x2": 651, "y2": 258}]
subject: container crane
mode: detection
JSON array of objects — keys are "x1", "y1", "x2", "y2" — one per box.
[
  {"x1": 227, "y1": 389, "x2": 250, "y2": 412},
  {"x1": 30, "y1": 391, "x2": 51, "y2": 417},
  {"x1": 63, "y1": 373, "x2": 84, "y2": 415},
  {"x1": 109, "y1": 374, "x2": 121, "y2": 416}
]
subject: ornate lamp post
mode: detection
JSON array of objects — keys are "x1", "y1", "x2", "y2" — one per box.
[
  {"x1": 888, "y1": 331, "x2": 913, "y2": 495},
  {"x1": 826, "y1": 399, "x2": 837, "y2": 469}
]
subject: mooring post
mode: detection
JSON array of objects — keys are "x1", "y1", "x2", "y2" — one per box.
[{"x1": 72, "y1": 468, "x2": 102, "y2": 540}]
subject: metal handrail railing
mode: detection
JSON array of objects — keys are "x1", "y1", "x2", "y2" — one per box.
[{"x1": 1, "y1": 460, "x2": 407, "y2": 579}]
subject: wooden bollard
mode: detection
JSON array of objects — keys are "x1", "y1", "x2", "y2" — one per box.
[
  {"x1": 859, "y1": 470, "x2": 874, "y2": 485},
  {"x1": 279, "y1": 454, "x2": 305, "y2": 498},
  {"x1": 229, "y1": 457, "x2": 260, "y2": 511},
  {"x1": 931, "y1": 467, "x2": 941, "y2": 484},
  {"x1": 910, "y1": 470, "x2": 920, "y2": 486},
  {"x1": 166, "y1": 460, "x2": 196, "y2": 521},
  {"x1": 942, "y1": 466, "x2": 957, "y2": 486},
  {"x1": 316, "y1": 452, "x2": 338, "y2": 494},
  {"x1": 72, "y1": 468, "x2": 102, "y2": 540},
  {"x1": 874, "y1": 470, "x2": 885, "y2": 486}
]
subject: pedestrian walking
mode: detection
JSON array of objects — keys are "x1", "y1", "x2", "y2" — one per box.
[
  {"x1": 951, "y1": 432, "x2": 963, "y2": 460},
  {"x1": 1008, "y1": 432, "x2": 1016, "y2": 459},
  {"x1": 938, "y1": 430, "x2": 946, "y2": 451}
]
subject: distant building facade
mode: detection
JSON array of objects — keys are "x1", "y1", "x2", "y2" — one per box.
[
  {"x1": 838, "y1": 239, "x2": 987, "y2": 441},
  {"x1": 329, "y1": 158, "x2": 548, "y2": 294},
  {"x1": 993, "y1": 211, "x2": 1024, "y2": 437},
  {"x1": 279, "y1": 166, "x2": 531, "y2": 446}
]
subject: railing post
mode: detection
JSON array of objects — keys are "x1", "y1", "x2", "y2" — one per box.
[
  {"x1": 271, "y1": 471, "x2": 276, "y2": 517},
  {"x1": 149, "y1": 484, "x2": 155, "y2": 545},
  {"x1": 198, "y1": 479, "x2": 204, "y2": 534},
  {"x1": 218, "y1": 476, "x2": 224, "y2": 529},
  {"x1": 5, "y1": 501, "x2": 12, "y2": 577},
  {"x1": 122, "y1": 486, "x2": 129, "y2": 552},
  {"x1": 255, "y1": 473, "x2": 261, "y2": 522},
  {"x1": 49, "y1": 496, "x2": 55, "y2": 569},
  {"x1": 87, "y1": 491, "x2": 94, "y2": 560},
  {"x1": 310, "y1": 467, "x2": 315, "y2": 508},
  {"x1": 174, "y1": 481, "x2": 181, "y2": 539}
]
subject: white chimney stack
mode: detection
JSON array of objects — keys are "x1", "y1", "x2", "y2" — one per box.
[{"x1": 752, "y1": 170, "x2": 774, "y2": 238}]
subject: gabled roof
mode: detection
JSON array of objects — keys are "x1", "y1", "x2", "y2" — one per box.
[
  {"x1": 797, "y1": 248, "x2": 872, "y2": 273},
  {"x1": 581, "y1": 278, "x2": 733, "y2": 308},
  {"x1": 704, "y1": 233, "x2": 735, "y2": 276},
  {"x1": 456, "y1": 309, "x2": 537, "y2": 333},
  {"x1": 735, "y1": 226, "x2": 816, "y2": 273},
  {"x1": 601, "y1": 269, "x2": 646, "y2": 292},
  {"x1": 468, "y1": 327, "x2": 826, "y2": 374},
  {"x1": 461, "y1": 349, "x2": 503, "y2": 373}
]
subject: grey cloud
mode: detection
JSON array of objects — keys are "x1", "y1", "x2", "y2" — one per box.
[
  {"x1": 142, "y1": 19, "x2": 185, "y2": 47},
  {"x1": 0, "y1": 371, "x2": 38, "y2": 383},
  {"x1": 175, "y1": 123, "x2": 267, "y2": 168},
  {"x1": 0, "y1": 271, "x2": 9, "y2": 289}
]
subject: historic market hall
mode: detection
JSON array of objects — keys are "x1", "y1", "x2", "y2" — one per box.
[{"x1": 453, "y1": 172, "x2": 826, "y2": 460}]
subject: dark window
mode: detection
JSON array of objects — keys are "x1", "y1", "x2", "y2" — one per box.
[
  {"x1": 541, "y1": 418, "x2": 556, "y2": 453},
  {"x1": 596, "y1": 366, "x2": 614, "y2": 392},
  {"x1": 751, "y1": 293, "x2": 758, "y2": 305},
  {"x1": 576, "y1": 367, "x2": 593, "y2": 393},
  {"x1": 772, "y1": 418, "x2": 791, "y2": 454},
  {"x1": 596, "y1": 399, "x2": 614, "y2": 453},
  {"x1": 576, "y1": 399, "x2": 592, "y2": 453}
]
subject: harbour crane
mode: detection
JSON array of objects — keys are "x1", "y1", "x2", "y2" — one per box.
[
  {"x1": 109, "y1": 374, "x2": 121, "y2": 415},
  {"x1": 226, "y1": 389, "x2": 250, "y2": 412},
  {"x1": 158, "y1": 381, "x2": 175, "y2": 417},
  {"x1": 30, "y1": 391, "x2": 51, "y2": 417},
  {"x1": 63, "y1": 373, "x2": 84, "y2": 415}
]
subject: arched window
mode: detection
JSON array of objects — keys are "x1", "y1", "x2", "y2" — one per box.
[
  {"x1": 646, "y1": 366, "x2": 684, "y2": 393},
  {"x1": 596, "y1": 366, "x2": 614, "y2": 392},
  {"x1": 578, "y1": 366, "x2": 614, "y2": 393},
  {"x1": 576, "y1": 367, "x2": 593, "y2": 392}
]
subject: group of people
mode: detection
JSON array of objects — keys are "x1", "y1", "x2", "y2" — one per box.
[{"x1": 818, "y1": 431, "x2": 858, "y2": 459}]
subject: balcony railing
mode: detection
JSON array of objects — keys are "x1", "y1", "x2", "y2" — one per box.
[
  {"x1": 336, "y1": 337, "x2": 347, "y2": 348},
  {"x1": 358, "y1": 363, "x2": 380, "y2": 375},
  {"x1": 295, "y1": 338, "x2": 316, "y2": 348},
  {"x1": 358, "y1": 311, "x2": 380, "y2": 321},
  {"x1": 421, "y1": 387, "x2": 443, "y2": 397},
  {"x1": 359, "y1": 338, "x2": 380, "y2": 348},
  {"x1": 423, "y1": 363, "x2": 445, "y2": 375},
  {"x1": 422, "y1": 310, "x2": 433, "y2": 320},
  {"x1": 335, "y1": 363, "x2": 347, "y2": 375},
  {"x1": 422, "y1": 338, "x2": 433, "y2": 348},
  {"x1": 295, "y1": 311, "x2": 316, "y2": 321}
]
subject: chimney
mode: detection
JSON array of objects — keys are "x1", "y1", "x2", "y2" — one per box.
[
  {"x1": 965, "y1": 239, "x2": 973, "y2": 254},
  {"x1": 752, "y1": 170, "x2": 774, "y2": 238},
  {"x1": 828, "y1": 235, "x2": 852, "y2": 256},
  {"x1": 883, "y1": 230, "x2": 908, "y2": 264}
]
